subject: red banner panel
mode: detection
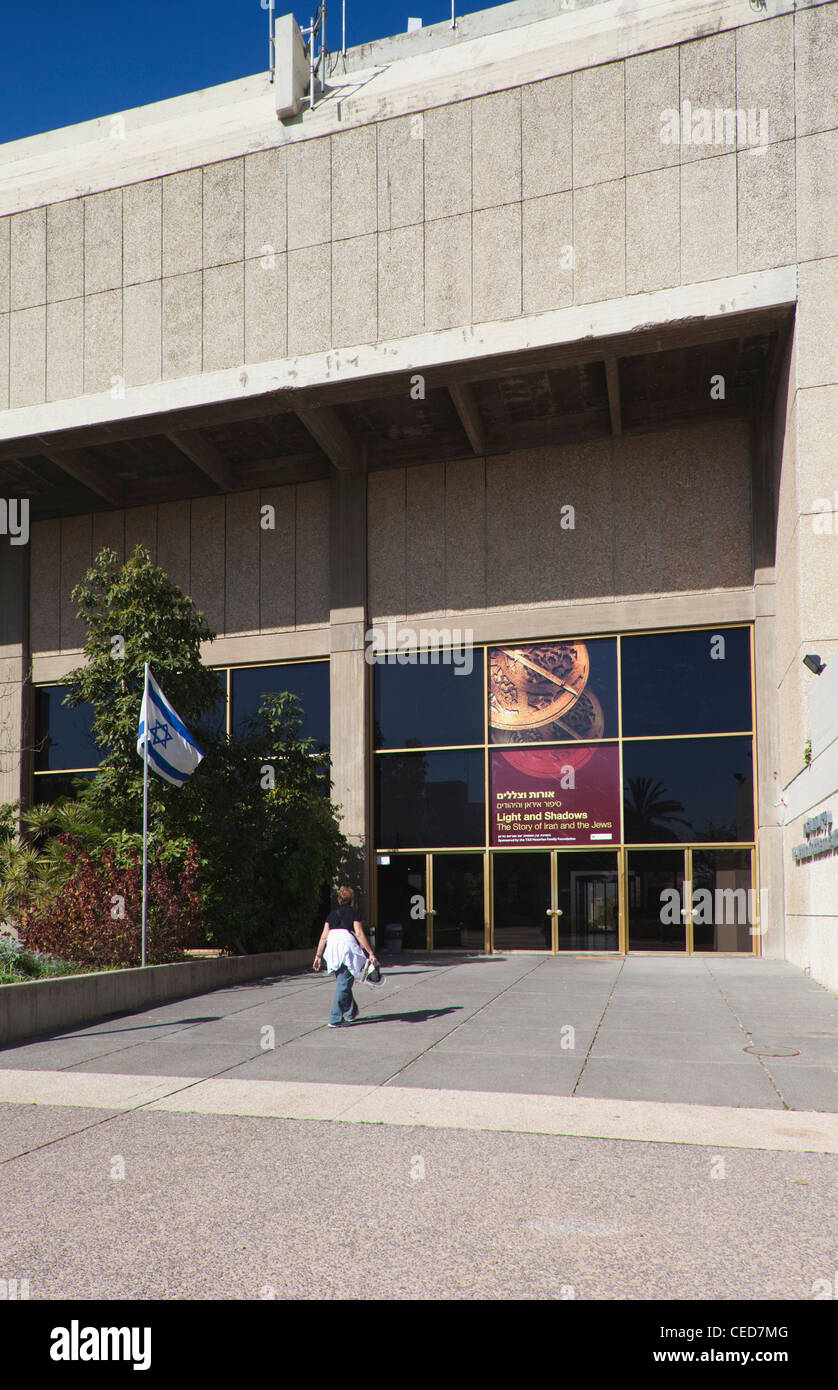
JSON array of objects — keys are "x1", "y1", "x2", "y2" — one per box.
[{"x1": 490, "y1": 744, "x2": 621, "y2": 847}]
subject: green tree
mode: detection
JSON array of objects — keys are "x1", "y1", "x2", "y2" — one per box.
[{"x1": 60, "y1": 545, "x2": 345, "y2": 954}]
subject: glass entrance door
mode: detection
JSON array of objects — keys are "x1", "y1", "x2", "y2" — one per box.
[
  {"x1": 556, "y1": 851, "x2": 619, "y2": 951},
  {"x1": 491, "y1": 852, "x2": 553, "y2": 951},
  {"x1": 429, "y1": 853, "x2": 485, "y2": 951}
]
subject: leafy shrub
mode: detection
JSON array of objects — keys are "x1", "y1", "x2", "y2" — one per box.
[{"x1": 18, "y1": 836, "x2": 203, "y2": 967}]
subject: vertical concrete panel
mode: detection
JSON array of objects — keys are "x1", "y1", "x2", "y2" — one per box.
[
  {"x1": 678, "y1": 31, "x2": 737, "y2": 164},
  {"x1": 680, "y1": 155, "x2": 737, "y2": 282},
  {"x1": 472, "y1": 89, "x2": 521, "y2": 210},
  {"x1": 527, "y1": 447, "x2": 572, "y2": 606},
  {"x1": 332, "y1": 128, "x2": 377, "y2": 240},
  {"x1": 444, "y1": 457, "x2": 485, "y2": 614},
  {"x1": 203, "y1": 262, "x2": 245, "y2": 372},
  {"x1": 556, "y1": 441, "x2": 615, "y2": 603},
  {"x1": 9, "y1": 306, "x2": 45, "y2": 408},
  {"x1": 46, "y1": 200, "x2": 84, "y2": 302},
  {"x1": 424, "y1": 103, "x2": 472, "y2": 220},
  {"x1": 736, "y1": 13, "x2": 794, "y2": 144},
  {"x1": 377, "y1": 116, "x2": 424, "y2": 230},
  {"x1": 487, "y1": 454, "x2": 529, "y2": 609},
  {"x1": 796, "y1": 131, "x2": 838, "y2": 262},
  {"x1": 60, "y1": 514, "x2": 93, "y2": 650},
  {"x1": 295, "y1": 480, "x2": 329, "y2": 626},
  {"x1": 189, "y1": 496, "x2": 225, "y2": 635},
  {"x1": 573, "y1": 181, "x2": 625, "y2": 305},
  {"x1": 244, "y1": 254, "x2": 287, "y2": 363},
  {"x1": 156, "y1": 500, "x2": 191, "y2": 596},
  {"x1": 225, "y1": 491, "x2": 260, "y2": 635},
  {"x1": 332, "y1": 235, "x2": 377, "y2": 347},
  {"x1": 259, "y1": 485, "x2": 295, "y2": 631},
  {"x1": 367, "y1": 469, "x2": 406, "y2": 622},
  {"x1": 794, "y1": 3, "x2": 838, "y2": 138},
  {"x1": 625, "y1": 48, "x2": 680, "y2": 176},
  {"x1": 162, "y1": 170, "x2": 203, "y2": 277},
  {"x1": 124, "y1": 505, "x2": 158, "y2": 566},
  {"x1": 522, "y1": 193, "x2": 573, "y2": 314},
  {"x1": 614, "y1": 434, "x2": 661, "y2": 598},
  {"x1": 83, "y1": 290, "x2": 122, "y2": 395},
  {"x1": 0, "y1": 216, "x2": 9, "y2": 311},
  {"x1": 30, "y1": 520, "x2": 61, "y2": 654},
  {"x1": 424, "y1": 215, "x2": 471, "y2": 331},
  {"x1": 123, "y1": 180, "x2": 162, "y2": 286},
  {"x1": 796, "y1": 259, "x2": 838, "y2": 390},
  {"x1": 626, "y1": 167, "x2": 680, "y2": 293},
  {"x1": 572, "y1": 62, "x2": 625, "y2": 187},
  {"x1": 405, "y1": 462, "x2": 445, "y2": 617},
  {"x1": 378, "y1": 225, "x2": 423, "y2": 339},
  {"x1": 46, "y1": 298, "x2": 84, "y2": 402},
  {"x1": 162, "y1": 271, "x2": 202, "y2": 380},
  {"x1": 83, "y1": 190, "x2": 122, "y2": 294},
  {"x1": 702, "y1": 420, "x2": 752, "y2": 590},
  {"x1": 10, "y1": 209, "x2": 46, "y2": 311},
  {"x1": 287, "y1": 138, "x2": 331, "y2": 251},
  {"x1": 124, "y1": 280, "x2": 162, "y2": 387},
  {"x1": 329, "y1": 645, "x2": 368, "y2": 854},
  {"x1": 91, "y1": 511, "x2": 126, "y2": 564},
  {"x1": 737, "y1": 141, "x2": 795, "y2": 272},
  {"x1": 473, "y1": 205, "x2": 521, "y2": 322},
  {"x1": 0, "y1": 312, "x2": 8, "y2": 409},
  {"x1": 203, "y1": 159, "x2": 244, "y2": 268},
  {"x1": 287, "y1": 244, "x2": 331, "y2": 356},
  {"x1": 522, "y1": 75, "x2": 572, "y2": 199},
  {"x1": 244, "y1": 147, "x2": 287, "y2": 260},
  {"x1": 656, "y1": 428, "x2": 703, "y2": 594},
  {"x1": 0, "y1": 635, "x2": 24, "y2": 810}
]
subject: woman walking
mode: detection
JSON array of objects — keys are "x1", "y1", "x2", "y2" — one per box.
[{"x1": 313, "y1": 885, "x2": 378, "y2": 1027}]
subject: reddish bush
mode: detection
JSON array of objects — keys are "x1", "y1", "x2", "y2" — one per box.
[{"x1": 19, "y1": 838, "x2": 205, "y2": 967}]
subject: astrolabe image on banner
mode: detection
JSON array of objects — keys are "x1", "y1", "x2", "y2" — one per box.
[{"x1": 489, "y1": 643, "x2": 590, "y2": 733}]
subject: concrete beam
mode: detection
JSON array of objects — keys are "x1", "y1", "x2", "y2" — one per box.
[
  {"x1": 449, "y1": 382, "x2": 487, "y2": 456},
  {"x1": 0, "y1": 269, "x2": 797, "y2": 453},
  {"x1": 166, "y1": 430, "x2": 237, "y2": 492},
  {"x1": 297, "y1": 407, "x2": 358, "y2": 471},
  {"x1": 41, "y1": 449, "x2": 125, "y2": 508}
]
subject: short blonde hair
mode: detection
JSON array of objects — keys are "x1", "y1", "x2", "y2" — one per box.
[{"x1": 337, "y1": 885, "x2": 354, "y2": 906}]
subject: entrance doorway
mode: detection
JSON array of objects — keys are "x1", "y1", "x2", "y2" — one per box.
[{"x1": 490, "y1": 850, "x2": 619, "y2": 952}]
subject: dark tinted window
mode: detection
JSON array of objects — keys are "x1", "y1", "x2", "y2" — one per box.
[
  {"x1": 489, "y1": 637, "x2": 618, "y2": 745},
  {"x1": 623, "y1": 737, "x2": 754, "y2": 843},
  {"x1": 31, "y1": 771, "x2": 97, "y2": 804},
  {"x1": 34, "y1": 687, "x2": 101, "y2": 771},
  {"x1": 621, "y1": 628, "x2": 752, "y2": 737},
  {"x1": 232, "y1": 662, "x2": 330, "y2": 749},
  {"x1": 375, "y1": 749, "x2": 485, "y2": 848},
  {"x1": 374, "y1": 658, "x2": 483, "y2": 749}
]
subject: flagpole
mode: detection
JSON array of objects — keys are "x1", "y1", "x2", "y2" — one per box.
[{"x1": 141, "y1": 662, "x2": 149, "y2": 968}]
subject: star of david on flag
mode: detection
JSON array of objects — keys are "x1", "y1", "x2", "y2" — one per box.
[{"x1": 136, "y1": 666, "x2": 204, "y2": 786}]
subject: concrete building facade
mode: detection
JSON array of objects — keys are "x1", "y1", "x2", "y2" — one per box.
[{"x1": 0, "y1": 0, "x2": 836, "y2": 985}]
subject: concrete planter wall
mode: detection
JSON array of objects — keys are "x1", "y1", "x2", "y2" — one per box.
[{"x1": 0, "y1": 948, "x2": 313, "y2": 1047}]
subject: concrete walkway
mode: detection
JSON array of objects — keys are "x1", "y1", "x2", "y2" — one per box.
[
  {"x1": 1, "y1": 954, "x2": 836, "y2": 1125},
  {"x1": 2, "y1": 955, "x2": 838, "y2": 1301}
]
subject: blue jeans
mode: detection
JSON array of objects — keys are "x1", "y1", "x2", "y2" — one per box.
[{"x1": 329, "y1": 964, "x2": 358, "y2": 1025}]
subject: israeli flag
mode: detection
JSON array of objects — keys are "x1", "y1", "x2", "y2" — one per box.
[{"x1": 136, "y1": 666, "x2": 204, "y2": 787}]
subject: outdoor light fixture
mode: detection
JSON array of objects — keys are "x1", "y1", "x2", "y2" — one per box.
[{"x1": 802, "y1": 654, "x2": 826, "y2": 676}]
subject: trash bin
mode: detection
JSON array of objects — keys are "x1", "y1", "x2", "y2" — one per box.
[{"x1": 385, "y1": 922, "x2": 403, "y2": 954}]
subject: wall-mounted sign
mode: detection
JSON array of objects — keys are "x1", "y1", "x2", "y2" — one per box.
[{"x1": 792, "y1": 809, "x2": 838, "y2": 862}]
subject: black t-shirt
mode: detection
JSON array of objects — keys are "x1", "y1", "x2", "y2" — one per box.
[{"x1": 327, "y1": 905, "x2": 360, "y2": 935}]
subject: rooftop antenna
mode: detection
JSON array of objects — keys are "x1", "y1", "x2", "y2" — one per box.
[
  {"x1": 268, "y1": 0, "x2": 275, "y2": 82},
  {"x1": 342, "y1": 0, "x2": 347, "y2": 56},
  {"x1": 451, "y1": 0, "x2": 456, "y2": 28}
]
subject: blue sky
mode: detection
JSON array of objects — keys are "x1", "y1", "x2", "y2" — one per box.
[{"x1": 0, "y1": 0, "x2": 508, "y2": 144}]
